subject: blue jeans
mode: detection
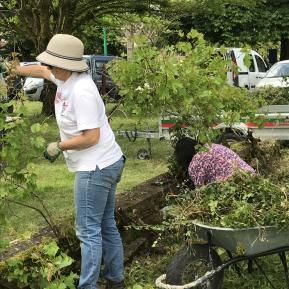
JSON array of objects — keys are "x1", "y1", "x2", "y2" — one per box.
[{"x1": 74, "y1": 156, "x2": 125, "y2": 289}]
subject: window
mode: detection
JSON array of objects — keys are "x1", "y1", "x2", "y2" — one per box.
[
  {"x1": 255, "y1": 55, "x2": 267, "y2": 72},
  {"x1": 248, "y1": 55, "x2": 255, "y2": 72},
  {"x1": 267, "y1": 63, "x2": 289, "y2": 77}
]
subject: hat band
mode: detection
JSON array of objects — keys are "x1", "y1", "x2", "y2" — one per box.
[{"x1": 46, "y1": 49, "x2": 83, "y2": 61}]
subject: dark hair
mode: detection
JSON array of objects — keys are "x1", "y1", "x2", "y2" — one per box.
[{"x1": 175, "y1": 137, "x2": 199, "y2": 169}]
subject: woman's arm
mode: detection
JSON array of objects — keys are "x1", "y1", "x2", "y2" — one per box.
[
  {"x1": 11, "y1": 63, "x2": 52, "y2": 81},
  {"x1": 59, "y1": 128, "x2": 100, "y2": 151}
]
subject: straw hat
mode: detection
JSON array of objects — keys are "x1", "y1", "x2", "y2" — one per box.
[{"x1": 36, "y1": 34, "x2": 88, "y2": 72}]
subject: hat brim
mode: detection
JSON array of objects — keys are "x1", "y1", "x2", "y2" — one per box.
[{"x1": 36, "y1": 51, "x2": 88, "y2": 72}]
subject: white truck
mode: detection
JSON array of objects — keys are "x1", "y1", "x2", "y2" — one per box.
[{"x1": 219, "y1": 48, "x2": 268, "y2": 89}]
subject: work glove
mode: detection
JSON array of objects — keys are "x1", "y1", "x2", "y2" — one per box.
[{"x1": 44, "y1": 142, "x2": 62, "y2": 163}]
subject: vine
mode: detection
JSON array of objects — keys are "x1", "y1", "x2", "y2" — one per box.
[{"x1": 0, "y1": 240, "x2": 78, "y2": 289}]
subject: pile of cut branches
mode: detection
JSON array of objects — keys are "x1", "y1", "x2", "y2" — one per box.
[
  {"x1": 165, "y1": 171, "x2": 289, "y2": 229},
  {"x1": 230, "y1": 140, "x2": 281, "y2": 176}
]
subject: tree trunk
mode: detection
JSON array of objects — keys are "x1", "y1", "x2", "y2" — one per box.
[
  {"x1": 280, "y1": 37, "x2": 289, "y2": 60},
  {"x1": 40, "y1": 81, "x2": 56, "y2": 116}
]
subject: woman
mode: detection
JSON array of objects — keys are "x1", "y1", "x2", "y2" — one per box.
[
  {"x1": 13, "y1": 34, "x2": 125, "y2": 289},
  {"x1": 175, "y1": 137, "x2": 255, "y2": 187}
]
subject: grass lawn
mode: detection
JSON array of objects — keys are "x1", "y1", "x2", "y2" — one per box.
[{"x1": 3, "y1": 101, "x2": 173, "y2": 243}]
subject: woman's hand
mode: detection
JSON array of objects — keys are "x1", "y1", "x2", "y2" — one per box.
[{"x1": 44, "y1": 142, "x2": 63, "y2": 162}]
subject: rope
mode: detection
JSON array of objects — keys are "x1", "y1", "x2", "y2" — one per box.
[{"x1": 155, "y1": 269, "x2": 218, "y2": 289}]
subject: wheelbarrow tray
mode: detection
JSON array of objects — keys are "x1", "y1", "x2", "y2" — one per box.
[{"x1": 193, "y1": 221, "x2": 289, "y2": 256}]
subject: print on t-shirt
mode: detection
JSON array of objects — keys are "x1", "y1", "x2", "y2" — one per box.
[
  {"x1": 55, "y1": 91, "x2": 63, "y2": 104},
  {"x1": 61, "y1": 101, "x2": 69, "y2": 116}
]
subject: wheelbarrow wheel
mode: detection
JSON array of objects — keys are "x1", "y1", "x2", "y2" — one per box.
[
  {"x1": 137, "y1": 149, "x2": 150, "y2": 160},
  {"x1": 166, "y1": 244, "x2": 223, "y2": 289}
]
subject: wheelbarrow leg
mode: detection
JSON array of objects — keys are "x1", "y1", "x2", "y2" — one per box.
[
  {"x1": 248, "y1": 258, "x2": 253, "y2": 273},
  {"x1": 279, "y1": 252, "x2": 289, "y2": 289},
  {"x1": 226, "y1": 250, "x2": 242, "y2": 276},
  {"x1": 207, "y1": 232, "x2": 215, "y2": 268}
]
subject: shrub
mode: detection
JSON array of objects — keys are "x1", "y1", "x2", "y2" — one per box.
[{"x1": 249, "y1": 87, "x2": 289, "y2": 105}]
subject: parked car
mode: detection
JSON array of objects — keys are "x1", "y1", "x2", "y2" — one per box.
[
  {"x1": 21, "y1": 62, "x2": 44, "y2": 100},
  {"x1": 216, "y1": 48, "x2": 268, "y2": 89},
  {"x1": 23, "y1": 76, "x2": 44, "y2": 100},
  {"x1": 256, "y1": 60, "x2": 289, "y2": 88},
  {"x1": 83, "y1": 55, "x2": 118, "y2": 99},
  {"x1": 22, "y1": 55, "x2": 119, "y2": 101}
]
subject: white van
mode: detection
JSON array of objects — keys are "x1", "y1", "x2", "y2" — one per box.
[{"x1": 217, "y1": 48, "x2": 268, "y2": 89}]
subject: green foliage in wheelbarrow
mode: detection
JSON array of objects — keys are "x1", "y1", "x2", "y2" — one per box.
[{"x1": 165, "y1": 171, "x2": 289, "y2": 229}]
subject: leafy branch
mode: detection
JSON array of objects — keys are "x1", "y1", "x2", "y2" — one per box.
[
  {"x1": 0, "y1": 92, "x2": 61, "y2": 243},
  {"x1": 5, "y1": 198, "x2": 60, "y2": 238}
]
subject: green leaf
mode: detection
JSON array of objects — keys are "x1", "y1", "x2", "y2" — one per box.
[
  {"x1": 31, "y1": 136, "x2": 46, "y2": 148},
  {"x1": 31, "y1": 123, "x2": 42, "y2": 133},
  {"x1": 43, "y1": 241, "x2": 59, "y2": 258},
  {"x1": 62, "y1": 273, "x2": 78, "y2": 289},
  {"x1": 54, "y1": 254, "x2": 74, "y2": 269}
]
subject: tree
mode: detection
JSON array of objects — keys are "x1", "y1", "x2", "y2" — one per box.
[
  {"x1": 109, "y1": 30, "x2": 261, "y2": 144},
  {"x1": 270, "y1": 0, "x2": 289, "y2": 60},
  {"x1": 176, "y1": 0, "x2": 289, "y2": 61},
  {"x1": 0, "y1": 0, "x2": 171, "y2": 54},
  {"x1": 0, "y1": 0, "x2": 170, "y2": 115}
]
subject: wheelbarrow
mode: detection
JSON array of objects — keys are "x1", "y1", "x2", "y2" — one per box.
[{"x1": 155, "y1": 222, "x2": 289, "y2": 289}]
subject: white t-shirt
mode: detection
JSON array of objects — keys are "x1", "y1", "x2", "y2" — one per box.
[{"x1": 50, "y1": 72, "x2": 123, "y2": 172}]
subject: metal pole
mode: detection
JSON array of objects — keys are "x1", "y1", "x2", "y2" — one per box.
[{"x1": 103, "y1": 27, "x2": 108, "y2": 56}]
